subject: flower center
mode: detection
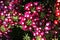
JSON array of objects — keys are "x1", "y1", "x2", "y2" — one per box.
[{"x1": 26, "y1": 20, "x2": 32, "y2": 26}]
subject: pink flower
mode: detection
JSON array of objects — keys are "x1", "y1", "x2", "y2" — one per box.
[
  {"x1": 33, "y1": 2, "x2": 38, "y2": 6},
  {"x1": 24, "y1": 2, "x2": 33, "y2": 10},
  {"x1": 45, "y1": 26, "x2": 51, "y2": 31},
  {"x1": 19, "y1": 11, "x2": 39, "y2": 31},
  {"x1": 24, "y1": 2, "x2": 43, "y2": 12}
]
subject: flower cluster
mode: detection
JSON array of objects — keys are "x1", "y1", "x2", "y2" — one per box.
[
  {"x1": 0, "y1": 0, "x2": 59, "y2": 40},
  {"x1": 19, "y1": 2, "x2": 58, "y2": 40},
  {"x1": 0, "y1": 0, "x2": 22, "y2": 39}
]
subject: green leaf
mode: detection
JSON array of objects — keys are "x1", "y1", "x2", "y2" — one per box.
[
  {"x1": 40, "y1": 12, "x2": 45, "y2": 18},
  {"x1": 19, "y1": 25, "x2": 22, "y2": 29},
  {"x1": 23, "y1": 33, "x2": 30, "y2": 40},
  {"x1": 36, "y1": 36, "x2": 42, "y2": 40},
  {"x1": 1, "y1": 16, "x2": 5, "y2": 20},
  {"x1": 0, "y1": 25, "x2": 6, "y2": 32},
  {"x1": 41, "y1": 26, "x2": 45, "y2": 29},
  {"x1": 12, "y1": 16, "x2": 18, "y2": 21},
  {"x1": 26, "y1": 20, "x2": 32, "y2": 26},
  {"x1": 49, "y1": 14, "x2": 55, "y2": 21}
]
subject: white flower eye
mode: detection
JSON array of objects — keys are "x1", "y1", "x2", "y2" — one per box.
[{"x1": 22, "y1": 22, "x2": 24, "y2": 24}]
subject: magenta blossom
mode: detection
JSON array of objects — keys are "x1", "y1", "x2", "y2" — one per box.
[
  {"x1": 19, "y1": 11, "x2": 39, "y2": 31},
  {"x1": 24, "y1": 2, "x2": 43, "y2": 12}
]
